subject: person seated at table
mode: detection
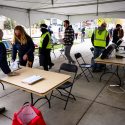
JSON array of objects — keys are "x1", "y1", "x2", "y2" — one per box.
[
  {"x1": 12, "y1": 25, "x2": 35, "y2": 67},
  {"x1": 0, "y1": 29, "x2": 17, "y2": 114}
]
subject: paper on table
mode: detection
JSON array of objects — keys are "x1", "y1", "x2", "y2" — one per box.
[{"x1": 22, "y1": 75, "x2": 43, "y2": 85}]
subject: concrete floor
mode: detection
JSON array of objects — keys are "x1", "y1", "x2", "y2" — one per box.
[{"x1": 1, "y1": 39, "x2": 125, "y2": 125}]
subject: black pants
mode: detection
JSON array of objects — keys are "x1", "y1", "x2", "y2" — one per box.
[
  {"x1": 0, "y1": 59, "x2": 11, "y2": 74},
  {"x1": 39, "y1": 49, "x2": 52, "y2": 71},
  {"x1": 19, "y1": 55, "x2": 34, "y2": 67}
]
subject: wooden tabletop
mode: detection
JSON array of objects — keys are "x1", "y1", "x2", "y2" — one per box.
[
  {"x1": 95, "y1": 57, "x2": 125, "y2": 66},
  {"x1": 0, "y1": 67, "x2": 71, "y2": 96}
]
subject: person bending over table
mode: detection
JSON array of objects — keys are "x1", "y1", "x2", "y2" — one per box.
[
  {"x1": 0, "y1": 29, "x2": 17, "y2": 113},
  {"x1": 12, "y1": 25, "x2": 35, "y2": 67}
]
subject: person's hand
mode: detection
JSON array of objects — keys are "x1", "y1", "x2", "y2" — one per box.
[
  {"x1": 23, "y1": 54, "x2": 28, "y2": 61},
  {"x1": 7, "y1": 71, "x2": 19, "y2": 76}
]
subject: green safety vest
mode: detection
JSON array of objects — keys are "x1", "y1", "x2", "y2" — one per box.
[
  {"x1": 94, "y1": 29, "x2": 108, "y2": 47},
  {"x1": 0, "y1": 40, "x2": 2, "y2": 43},
  {"x1": 39, "y1": 32, "x2": 52, "y2": 49}
]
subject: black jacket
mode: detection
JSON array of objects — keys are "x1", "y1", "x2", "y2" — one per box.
[
  {"x1": 63, "y1": 25, "x2": 74, "y2": 45},
  {"x1": 0, "y1": 42, "x2": 7, "y2": 62},
  {"x1": 12, "y1": 35, "x2": 35, "y2": 61}
]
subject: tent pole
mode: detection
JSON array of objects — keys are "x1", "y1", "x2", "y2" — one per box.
[
  {"x1": 97, "y1": 0, "x2": 99, "y2": 16},
  {"x1": 68, "y1": 15, "x2": 70, "y2": 20},
  {"x1": 51, "y1": 0, "x2": 54, "y2": 5},
  {"x1": 27, "y1": 9, "x2": 31, "y2": 36}
]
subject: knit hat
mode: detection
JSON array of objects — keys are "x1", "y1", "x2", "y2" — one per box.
[{"x1": 40, "y1": 24, "x2": 47, "y2": 29}]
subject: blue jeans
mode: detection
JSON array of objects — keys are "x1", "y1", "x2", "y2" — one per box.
[
  {"x1": 64, "y1": 45, "x2": 75, "y2": 64},
  {"x1": 92, "y1": 47, "x2": 105, "y2": 70}
]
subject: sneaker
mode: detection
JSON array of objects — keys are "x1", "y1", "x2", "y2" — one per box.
[
  {"x1": 0, "y1": 107, "x2": 5, "y2": 114},
  {"x1": 49, "y1": 63, "x2": 54, "y2": 69},
  {"x1": 7, "y1": 72, "x2": 18, "y2": 76},
  {"x1": 72, "y1": 61, "x2": 76, "y2": 65}
]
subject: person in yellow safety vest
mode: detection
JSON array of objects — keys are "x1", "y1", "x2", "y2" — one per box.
[
  {"x1": 91, "y1": 22, "x2": 110, "y2": 72},
  {"x1": 39, "y1": 24, "x2": 54, "y2": 71}
]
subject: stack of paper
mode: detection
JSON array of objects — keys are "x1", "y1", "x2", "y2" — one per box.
[{"x1": 22, "y1": 75, "x2": 43, "y2": 85}]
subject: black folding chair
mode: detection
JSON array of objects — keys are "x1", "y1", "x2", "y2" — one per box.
[
  {"x1": 74, "y1": 52, "x2": 93, "y2": 82},
  {"x1": 90, "y1": 47, "x2": 94, "y2": 56},
  {"x1": 50, "y1": 63, "x2": 78, "y2": 110},
  {"x1": 59, "y1": 44, "x2": 67, "y2": 59}
]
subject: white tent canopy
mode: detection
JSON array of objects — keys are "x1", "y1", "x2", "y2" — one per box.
[{"x1": 0, "y1": 0, "x2": 125, "y2": 26}]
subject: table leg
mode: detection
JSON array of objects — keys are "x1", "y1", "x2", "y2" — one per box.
[
  {"x1": 45, "y1": 95, "x2": 51, "y2": 108},
  {"x1": 31, "y1": 93, "x2": 34, "y2": 106},
  {"x1": 31, "y1": 94, "x2": 51, "y2": 108},
  {"x1": 99, "y1": 66, "x2": 121, "y2": 86},
  {"x1": 51, "y1": 45, "x2": 56, "y2": 58},
  {"x1": 0, "y1": 82, "x2": 5, "y2": 90}
]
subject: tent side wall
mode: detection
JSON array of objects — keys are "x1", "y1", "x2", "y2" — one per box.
[
  {"x1": 0, "y1": 6, "x2": 68, "y2": 27},
  {"x1": 0, "y1": 6, "x2": 29, "y2": 27},
  {"x1": 30, "y1": 11, "x2": 67, "y2": 25},
  {"x1": 69, "y1": 11, "x2": 125, "y2": 24}
]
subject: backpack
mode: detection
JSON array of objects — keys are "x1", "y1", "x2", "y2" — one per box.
[{"x1": 100, "y1": 44, "x2": 117, "y2": 59}]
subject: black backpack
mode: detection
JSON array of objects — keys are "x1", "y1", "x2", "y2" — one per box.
[{"x1": 100, "y1": 44, "x2": 117, "y2": 59}]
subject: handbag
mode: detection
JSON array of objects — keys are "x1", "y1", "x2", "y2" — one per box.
[{"x1": 12, "y1": 103, "x2": 46, "y2": 125}]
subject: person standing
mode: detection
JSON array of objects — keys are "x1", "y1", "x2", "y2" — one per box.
[
  {"x1": 39, "y1": 24, "x2": 54, "y2": 71},
  {"x1": 112, "y1": 24, "x2": 124, "y2": 49},
  {"x1": 63, "y1": 20, "x2": 75, "y2": 64},
  {"x1": 81, "y1": 27, "x2": 85, "y2": 42},
  {"x1": 0, "y1": 29, "x2": 17, "y2": 113},
  {"x1": 12, "y1": 25, "x2": 35, "y2": 67},
  {"x1": 75, "y1": 32, "x2": 78, "y2": 40},
  {"x1": 91, "y1": 22, "x2": 110, "y2": 72}
]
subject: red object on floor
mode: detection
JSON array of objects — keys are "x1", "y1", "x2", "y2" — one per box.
[{"x1": 12, "y1": 105, "x2": 46, "y2": 125}]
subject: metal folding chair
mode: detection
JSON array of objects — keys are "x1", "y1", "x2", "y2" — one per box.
[
  {"x1": 50, "y1": 63, "x2": 78, "y2": 110},
  {"x1": 74, "y1": 52, "x2": 93, "y2": 82},
  {"x1": 90, "y1": 47, "x2": 94, "y2": 56},
  {"x1": 59, "y1": 44, "x2": 67, "y2": 59}
]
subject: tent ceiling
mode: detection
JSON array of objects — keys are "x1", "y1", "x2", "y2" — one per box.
[
  {"x1": 0, "y1": 0, "x2": 125, "y2": 26},
  {"x1": 1, "y1": 0, "x2": 125, "y2": 15}
]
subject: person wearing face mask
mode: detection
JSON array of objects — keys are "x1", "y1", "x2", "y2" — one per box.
[
  {"x1": 39, "y1": 24, "x2": 54, "y2": 71},
  {"x1": 12, "y1": 25, "x2": 35, "y2": 67}
]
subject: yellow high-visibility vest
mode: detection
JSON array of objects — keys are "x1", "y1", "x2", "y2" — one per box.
[
  {"x1": 0, "y1": 40, "x2": 2, "y2": 43},
  {"x1": 39, "y1": 32, "x2": 52, "y2": 49},
  {"x1": 94, "y1": 29, "x2": 108, "y2": 47}
]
